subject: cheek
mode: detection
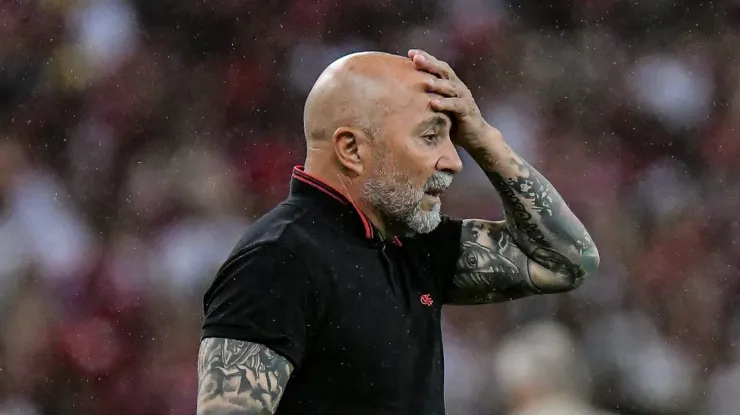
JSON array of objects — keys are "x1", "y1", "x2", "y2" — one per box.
[
  {"x1": 395, "y1": 154, "x2": 428, "y2": 187},
  {"x1": 403, "y1": 146, "x2": 439, "y2": 186},
  {"x1": 389, "y1": 139, "x2": 435, "y2": 176},
  {"x1": 379, "y1": 132, "x2": 437, "y2": 187}
]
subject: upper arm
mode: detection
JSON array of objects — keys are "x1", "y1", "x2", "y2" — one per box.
[
  {"x1": 446, "y1": 219, "x2": 587, "y2": 305},
  {"x1": 201, "y1": 243, "x2": 324, "y2": 374},
  {"x1": 197, "y1": 337, "x2": 293, "y2": 415}
]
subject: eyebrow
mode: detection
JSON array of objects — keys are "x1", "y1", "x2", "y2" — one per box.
[{"x1": 415, "y1": 115, "x2": 450, "y2": 134}]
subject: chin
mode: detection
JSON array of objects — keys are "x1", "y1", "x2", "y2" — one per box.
[{"x1": 405, "y1": 210, "x2": 442, "y2": 236}]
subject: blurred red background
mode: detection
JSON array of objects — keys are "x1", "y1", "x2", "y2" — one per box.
[{"x1": 1, "y1": 0, "x2": 739, "y2": 413}]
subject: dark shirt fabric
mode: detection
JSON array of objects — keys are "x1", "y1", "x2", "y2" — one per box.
[{"x1": 202, "y1": 166, "x2": 463, "y2": 414}]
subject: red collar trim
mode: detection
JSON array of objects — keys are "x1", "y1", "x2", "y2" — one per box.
[{"x1": 292, "y1": 166, "x2": 374, "y2": 240}]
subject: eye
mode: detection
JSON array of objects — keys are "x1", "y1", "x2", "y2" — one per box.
[
  {"x1": 422, "y1": 133, "x2": 438, "y2": 143},
  {"x1": 460, "y1": 244, "x2": 494, "y2": 271}
]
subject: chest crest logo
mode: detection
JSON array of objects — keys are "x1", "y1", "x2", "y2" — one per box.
[{"x1": 420, "y1": 293, "x2": 434, "y2": 307}]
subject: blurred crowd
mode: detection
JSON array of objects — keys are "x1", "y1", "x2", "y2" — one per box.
[{"x1": 1, "y1": 0, "x2": 740, "y2": 414}]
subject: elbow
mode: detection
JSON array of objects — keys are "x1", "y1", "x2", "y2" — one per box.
[
  {"x1": 569, "y1": 245, "x2": 600, "y2": 290},
  {"x1": 529, "y1": 243, "x2": 600, "y2": 293},
  {"x1": 580, "y1": 245, "x2": 601, "y2": 277}
]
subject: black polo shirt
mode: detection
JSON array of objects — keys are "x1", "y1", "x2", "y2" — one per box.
[{"x1": 202, "y1": 166, "x2": 463, "y2": 414}]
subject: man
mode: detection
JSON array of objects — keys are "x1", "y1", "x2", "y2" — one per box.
[{"x1": 197, "y1": 50, "x2": 599, "y2": 414}]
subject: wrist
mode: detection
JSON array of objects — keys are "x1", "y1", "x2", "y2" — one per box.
[{"x1": 463, "y1": 125, "x2": 509, "y2": 171}]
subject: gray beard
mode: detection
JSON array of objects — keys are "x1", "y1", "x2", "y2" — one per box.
[{"x1": 362, "y1": 165, "x2": 453, "y2": 236}]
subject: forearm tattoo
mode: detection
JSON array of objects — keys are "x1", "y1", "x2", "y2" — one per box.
[
  {"x1": 488, "y1": 156, "x2": 599, "y2": 274},
  {"x1": 450, "y1": 155, "x2": 599, "y2": 304},
  {"x1": 197, "y1": 338, "x2": 294, "y2": 415}
]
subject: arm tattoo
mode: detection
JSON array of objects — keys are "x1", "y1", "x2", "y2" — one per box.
[
  {"x1": 449, "y1": 220, "x2": 531, "y2": 304},
  {"x1": 487, "y1": 156, "x2": 599, "y2": 278},
  {"x1": 197, "y1": 338, "x2": 294, "y2": 415},
  {"x1": 450, "y1": 155, "x2": 599, "y2": 304}
]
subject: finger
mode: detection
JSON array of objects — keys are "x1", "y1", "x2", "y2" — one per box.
[
  {"x1": 424, "y1": 78, "x2": 460, "y2": 98},
  {"x1": 409, "y1": 48, "x2": 435, "y2": 61},
  {"x1": 430, "y1": 97, "x2": 467, "y2": 114},
  {"x1": 408, "y1": 49, "x2": 429, "y2": 60},
  {"x1": 412, "y1": 53, "x2": 452, "y2": 80},
  {"x1": 409, "y1": 49, "x2": 455, "y2": 80}
]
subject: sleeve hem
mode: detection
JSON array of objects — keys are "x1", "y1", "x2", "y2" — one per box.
[
  {"x1": 439, "y1": 217, "x2": 464, "y2": 304},
  {"x1": 201, "y1": 325, "x2": 303, "y2": 369}
]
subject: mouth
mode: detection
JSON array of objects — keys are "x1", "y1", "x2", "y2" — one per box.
[{"x1": 424, "y1": 188, "x2": 445, "y2": 198}]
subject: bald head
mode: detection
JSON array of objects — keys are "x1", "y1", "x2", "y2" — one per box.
[
  {"x1": 299, "y1": 51, "x2": 463, "y2": 238},
  {"x1": 303, "y1": 52, "x2": 427, "y2": 144}
]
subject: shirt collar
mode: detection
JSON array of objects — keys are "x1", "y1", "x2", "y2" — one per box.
[{"x1": 288, "y1": 166, "x2": 402, "y2": 246}]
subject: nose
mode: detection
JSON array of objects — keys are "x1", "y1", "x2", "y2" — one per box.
[{"x1": 435, "y1": 138, "x2": 463, "y2": 175}]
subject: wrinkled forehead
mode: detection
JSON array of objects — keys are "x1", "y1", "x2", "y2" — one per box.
[{"x1": 383, "y1": 69, "x2": 450, "y2": 128}]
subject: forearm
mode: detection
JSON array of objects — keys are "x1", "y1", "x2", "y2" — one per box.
[{"x1": 466, "y1": 128, "x2": 599, "y2": 287}]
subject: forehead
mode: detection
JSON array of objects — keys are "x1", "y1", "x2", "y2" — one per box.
[{"x1": 384, "y1": 71, "x2": 450, "y2": 128}]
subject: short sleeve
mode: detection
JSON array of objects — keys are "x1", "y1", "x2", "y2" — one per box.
[
  {"x1": 418, "y1": 215, "x2": 463, "y2": 303},
  {"x1": 201, "y1": 243, "x2": 323, "y2": 368}
]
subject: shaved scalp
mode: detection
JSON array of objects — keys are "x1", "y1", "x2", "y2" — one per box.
[
  {"x1": 300, "y1": 51, "x2": 452, "y2": 237},
  {"x1": 303, "y1": 52, "x2": 415, "y2": 144}
]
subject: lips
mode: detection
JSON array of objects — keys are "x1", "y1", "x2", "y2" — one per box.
[
  {"x1": 423, "y1": 172, "x2": 454, "y2": 198},
  {"x1": 424, "y1": 188, "x2": 445, "y2": 197}
]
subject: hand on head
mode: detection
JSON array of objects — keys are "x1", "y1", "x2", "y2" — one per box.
[
  {"x1": 302, "y1": 51, "x2": 467, "y2": 236},
  {"x1": 407, "y1": 49, "x2": 496, "y2": 152}
]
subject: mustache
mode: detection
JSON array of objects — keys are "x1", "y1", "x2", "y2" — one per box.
[{"x1": 423, "y1": 172, "x2": 454, "y2": 192}]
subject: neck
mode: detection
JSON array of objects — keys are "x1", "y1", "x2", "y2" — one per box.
[
  {"x1": 302, "y1": 162, "x2": 394, "y2": 240},
  {"x1": 352, "y1": 198, "x2": 393, "y2": 240}
]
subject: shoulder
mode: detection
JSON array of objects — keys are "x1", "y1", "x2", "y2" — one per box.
[
  {"x1": 410, "y1": 215, "x2": 464, "y2": 253},
  {"x1": 402, "y1": 215, "x2": 464, "y2": 286},
  {"x1": 210, "y1": 202, "x2": 335, "y2": 293},
  {"x1": 203, "y1": 228, "x2": 332, "y2": 323},
  {"x1": 228, "y1": 203, "x2": 305, "y2": 256},
  {"x1": 226, "y1": 201, "x2": 330, "y2": 266}
]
